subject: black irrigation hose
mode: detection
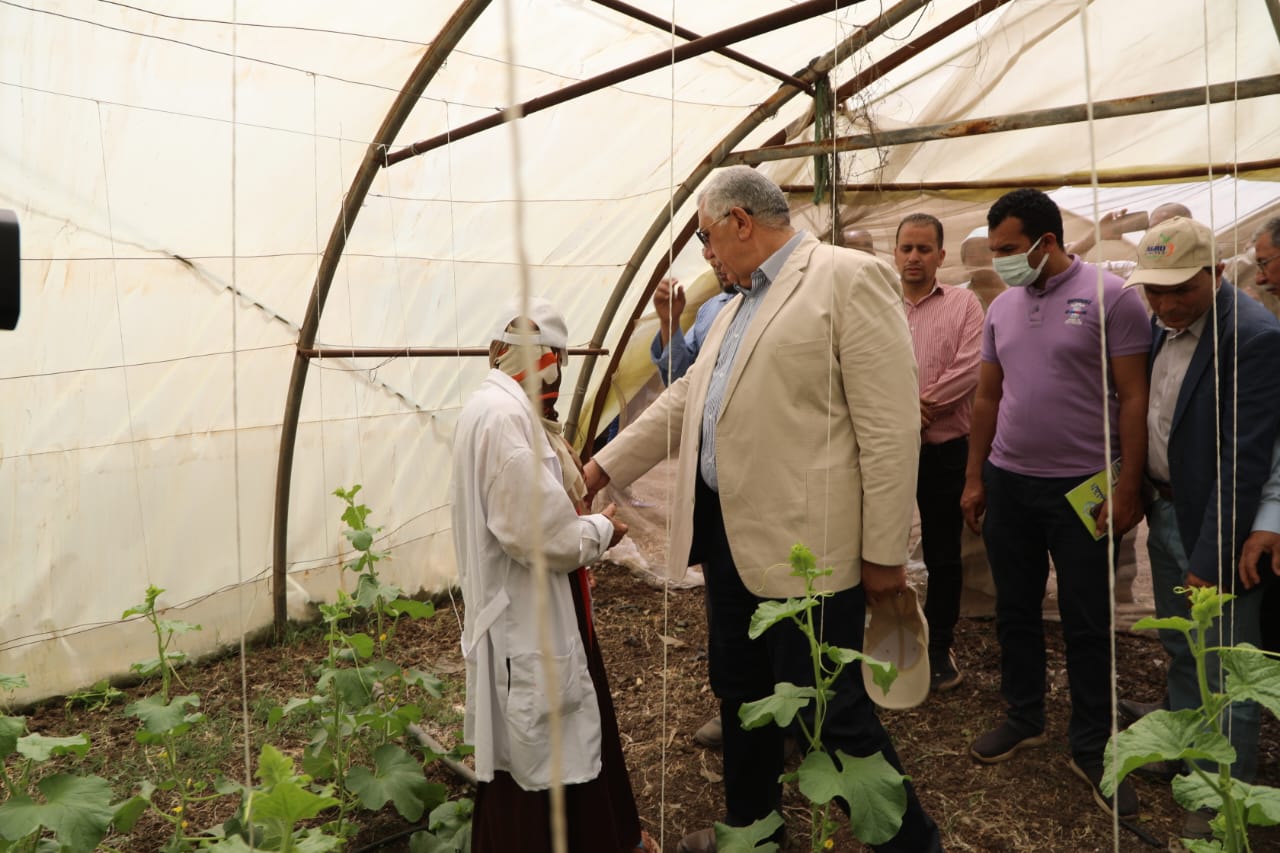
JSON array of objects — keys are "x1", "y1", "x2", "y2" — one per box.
[
  {"x1": 348, "y1": 820, "x2": 431, "y2": 853},
  {"x1": 1120, "y1": 816, "x2": 1165, "y2": 848}
]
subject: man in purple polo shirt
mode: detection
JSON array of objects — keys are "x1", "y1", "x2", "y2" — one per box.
[{"x1": 960, "y1": 189, "x2": 1151, "y2": 818}]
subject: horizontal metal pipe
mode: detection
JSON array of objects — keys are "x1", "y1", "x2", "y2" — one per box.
[
  {"x1": 725, "y1": 75, "x2": 1280, "y2": 166},
  {"x1": 384, "y1": 0, "x2": 860, "y2": 167},
  {"x1": 588, "y1": 0, "x2": 811, "y2": 92},
  {"x1": 299, "y1": 346, "x2": 608, "y2": 358},
  {"x1": 777, "y1": 157, "x2": 1280, "y2": 194}
]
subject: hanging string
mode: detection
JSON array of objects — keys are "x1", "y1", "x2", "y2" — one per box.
[
  {"x1": 657, "y1": 2, "x2": 678, "y2": 849},
  {"x1": 497, "y1": 2, "x2": 567, "y2": 852},
  {"x1": 227, "y1": 0, "x2": 255, "y2": 791},
  {"x1": 1072, "y1": 3, "x2": 1122, "y2": 848},
  {"x1": 94, "y1": 103, "x2": 154, "y2": 592},
  {"x1": 442, "y1": 99, "x2": 465, "y2": 636}
]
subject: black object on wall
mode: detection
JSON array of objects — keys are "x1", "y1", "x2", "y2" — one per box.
[{"x1": 0, "y1": 210, "x2": 18, "y2": 330}]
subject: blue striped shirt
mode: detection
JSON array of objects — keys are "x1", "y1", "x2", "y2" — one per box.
[{"x1": 699, "y1": 231, "x2": 806, "y2": 490}]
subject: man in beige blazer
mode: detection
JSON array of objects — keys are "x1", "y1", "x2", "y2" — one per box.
[{"x1": 585, "y1": 167, "x2": 942, "y2": 853}]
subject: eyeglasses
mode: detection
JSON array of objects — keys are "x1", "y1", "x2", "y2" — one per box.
[
  {"x1": 695, "y1": 211, "x2": 734, "y2": 247},
  {"x1": 1257, "y1": 254, "x2": 1278, "y2": 273}
]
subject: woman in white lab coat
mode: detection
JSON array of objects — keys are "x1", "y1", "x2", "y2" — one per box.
[{"x1": 451, "y1": 298, "x2": 656, "y2": 853}]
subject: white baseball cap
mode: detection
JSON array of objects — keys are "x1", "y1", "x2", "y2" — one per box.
[
  {"x1": 493, "y1": 296, "x2": 569, "y2": 350},
  {"x1": 861, "y1": 586, "x2": 930, "y2": 710}
]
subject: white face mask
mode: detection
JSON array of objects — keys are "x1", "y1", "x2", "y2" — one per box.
[{"x1": 992, "y1": 235, "x2": 1048, "y2": 288}]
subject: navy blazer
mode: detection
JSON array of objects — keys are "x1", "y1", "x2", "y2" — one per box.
[{"x1": 1153, "y1": 283, "x2": 1280, "y2": 585}]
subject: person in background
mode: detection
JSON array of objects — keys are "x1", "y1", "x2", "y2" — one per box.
[
  {"x1": 649, "y1": 255, "x2": 741, "y2": 751},
  {"x1": 893, "y1": 213, "x2": 984, "y2": 693},
  {"x1": 961, "y1": 188, "x2": 1150, "y2": 819},
  {"x1": 651, "y1": 267, "x2": 738, "y2": 386},
  {"x1": 1254, "y1": 216, "x2": 1280, "y2": 297},
  {"x1": 842, "y1": 225, "x2": 876, "y2": 255},
  {"x1": 452, "y1": 297, "x2": 656, "y2": 853},
  {"x1": 585, "y1": 166, "x2": 942, "y2": 853},
  {"x1": 1122, "y1": 217, "x2": 1280, "y2": 838},
  {"x1": 958, "y1": 226, "x2": 1006, "y2": 311}
]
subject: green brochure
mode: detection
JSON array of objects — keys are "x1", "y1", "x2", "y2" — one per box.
[{"x1": 1066, "y1": 460, "x2": 1123, "y2": 540}]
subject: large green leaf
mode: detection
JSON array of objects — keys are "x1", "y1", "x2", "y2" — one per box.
[
  {"x1": 408, "y1": 800, "x2": 474, "y2": 853},
  {"x1": 1132, "y1": 615, "x2": 1195, "y2": 634},
  {"x1": 1221, "y1": 645, "x2": 1280, "y2": 718},
  {"x1": 1104, "y1": 709, "x2": 1236, "y2": 793},
  {"x1": 342, "y1": 633, "x2": 375, "y2": 661},
  {"x1": 345, "y1": 528, "x2": 374, "y2": 552},
  {"x1": 738, "y1": 682, "x2": 817, "y2": 730},
  {"x1": 0, "y1": 774, "x2": 115, "y2": 852},
  {"x1": 713, "y1": 813, "x2": 784, "y2": 853},
  {"x1": 1171, "y1": 774, "x2": 1280, "y2": 827},
  {"x1": 125, "y1": 694, "x2": 204, "y2": 736},
  {"x1": 255, "y1": 744, "x2": 300, "y2": 788},
  {"x1": 315, "y1": 667, "x2": 376, "y2": 707},
  {"x1": 16, "y1": 733, "x2": 90, "y2": 762},
  {"x1": 0, "y1": 716, "x2": 26, "y2": 758},
  {"x1": 748, "y1": 599, "x2": 815, "y2": 640},
  {"x1": 111, "y1": 795, "x2": 150, "y2": 833},
  {"x1": 389, "y1": 598, "x2": 435, "y2": 620},
  {"x1": 345, "y1": 744, "x2": 443, "y2": 822},
  {"x1": 403, "y1": 669, "x2": 444, "y2": 697},
  {"x1": 250, "y1": 780, "x2": 340, "y2": 831},
  {"x1": 158, "y1": 619, "x2": 201, "y2": 636},
  {"x1": 794, "y1": 750, "x2": 906, "y2": 845},
  {"x1": 0, "y1": 674, "x2": 28, "y2": 692}
]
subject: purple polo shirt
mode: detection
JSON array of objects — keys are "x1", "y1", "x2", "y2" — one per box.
[{"x1": 981, "y1": 256, "x2": 1151, "y2": 478}]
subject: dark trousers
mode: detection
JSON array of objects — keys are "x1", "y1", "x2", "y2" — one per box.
[
  {"x1": 693, "y1": 475, "x2": 942, "y2": 852},
  {"x1": 918, "y1": 436, "x2": 967, "y2": 661},
  {"x1": 981, "y1": 462, "x2": 1118, "y2": 762}
]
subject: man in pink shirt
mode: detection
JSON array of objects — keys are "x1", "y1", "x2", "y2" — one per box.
[{"x1": 894, "y1": 214, "x2": 984, "y2": 692}]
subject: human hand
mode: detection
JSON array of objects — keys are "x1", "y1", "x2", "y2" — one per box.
[
  {"x1": 583, "y1": 459, "x2": 611, "y2": 507},
  {"x1": 919, "y1": 397, "x2": 936, "y2": 429},
  {"x1": 960, "y1": 476, "x2": 986, "y2": 534},
  {"x1": 1099, "y1": 209, "x2": 1129, "y2": 240},
  {"x1": 1092, "y1": 489, "x2": 1143, "y2": 538},
  {"x1": 653, "y1": 277, "x2": 686, "y2": 324},
  {"x1": 1239, "y1": 530, "x2": 1280, "y2": 590},
  {"x1": 600, "y1": 502, "x2": 628, "y2": 548},
  {"x1": 1184, "y1": 572, "x2": 1215, "y2": 594},
  {"x1": 861, "y1": 561, "x2": 906, "y2": 607}
]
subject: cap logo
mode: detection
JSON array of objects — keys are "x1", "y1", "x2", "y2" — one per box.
[{"x1": 1143, "y1": 231, "x2": 1175, "y2": 257}]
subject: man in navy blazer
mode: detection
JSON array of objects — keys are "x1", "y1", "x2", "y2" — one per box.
[{"x1": 1126, "y1": 217, "x2": 1280, "y2": 785}]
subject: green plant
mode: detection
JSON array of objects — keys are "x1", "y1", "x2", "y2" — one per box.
[
  {"x1": 277, "y1": 485, "x2": 471, "y2": 845},
  {"x1": 64, "y1": 680, "x2": 125, "y2": 714},
  {"x1": 117, "y1": 585, "x2": 215, "y2": 851},
  {"x1": 0, "y1": 674, "x2": 146, "y2": 853},
  {"x1": 1104, "y1": 586, "x2": 1280, "y2": 852},
  {"x1": 203, "y1": 744, "x2": 341, "y2": 852},
  {"x1": 716, "y1": 545, "x2": 908, "y2": 853}
]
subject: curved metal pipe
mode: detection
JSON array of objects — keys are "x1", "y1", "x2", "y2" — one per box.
[
  {"x1": 570, "y1": 0, "x2": 1015, "y2": 449},
  {"x1": 269, "y1": 0, "x2": 492, "y2": 632},
  {"x1": 565, "y1": 0, "x2": 935, "y2": 445}
]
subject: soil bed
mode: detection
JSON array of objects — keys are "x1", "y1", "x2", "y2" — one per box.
[{"x1": 19, "y1": 564, "x2": 1280, "y2": 852}]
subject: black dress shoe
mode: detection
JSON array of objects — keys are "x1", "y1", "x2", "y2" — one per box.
[{"x1": 1117, "y1": 697, "x2": 1166, "y2": 726}]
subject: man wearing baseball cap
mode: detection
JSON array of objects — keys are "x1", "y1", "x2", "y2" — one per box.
[{"x1": 1126, "y1": 216, "x2": 1280, "y2": 794}]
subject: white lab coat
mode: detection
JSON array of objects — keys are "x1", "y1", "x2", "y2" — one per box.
[{"x1": 450, "y1": 369, "x2": 614, "y2": 790}]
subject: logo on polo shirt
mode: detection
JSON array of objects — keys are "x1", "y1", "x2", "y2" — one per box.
[{"x1": 1065, "y1": 298, "x2": 1091, "y2": 326}]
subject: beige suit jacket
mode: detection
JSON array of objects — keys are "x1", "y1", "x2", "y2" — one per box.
[{"x1": 596, "y1": 233, "x2": 920, "y2": 597}]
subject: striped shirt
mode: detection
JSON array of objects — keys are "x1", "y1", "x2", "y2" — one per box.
[
  {"x1": 903, "y1": 282, "x2": 984, "y2": 445},
  {"x1": 700, "y1": 231, "x2": 805, "y2": 491}
]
